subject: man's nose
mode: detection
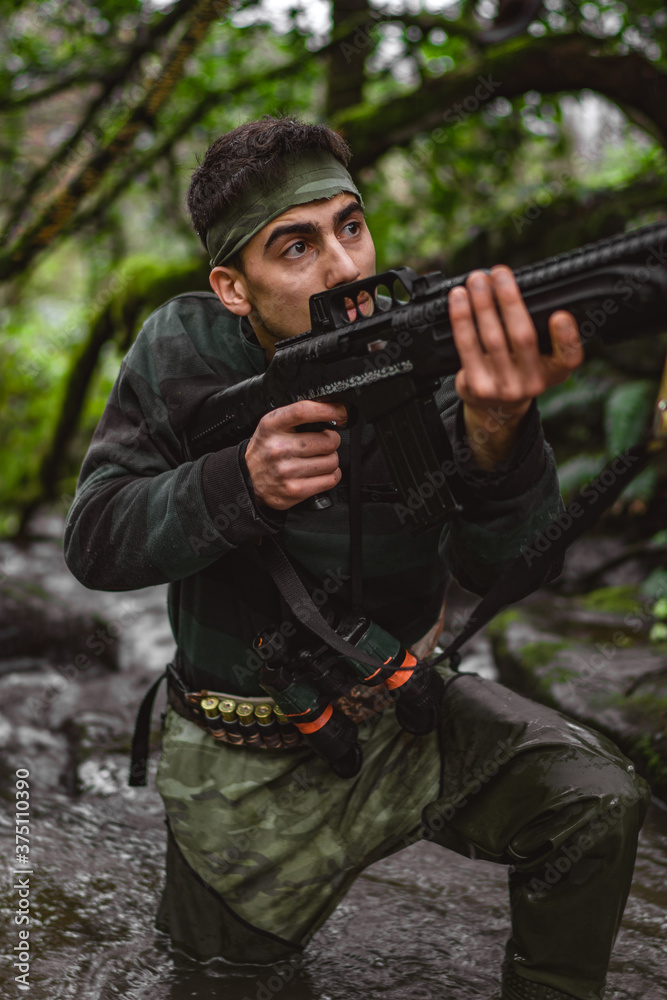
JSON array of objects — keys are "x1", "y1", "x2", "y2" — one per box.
[{"x1": 324, "y1": 239, "x2": 360, "y2": 289}]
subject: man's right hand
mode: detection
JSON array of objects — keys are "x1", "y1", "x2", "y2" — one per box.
[{"x1": 245, "y1": 400, "x2": 347, "y2": 510}]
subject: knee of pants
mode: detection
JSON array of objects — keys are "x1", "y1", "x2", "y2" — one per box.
[
  {"x1": 506, "y1": 746, "x2": 650, "y2": 866},
  {"x1": 435, "y1": 741, "x2": 650, "y2": 865}
]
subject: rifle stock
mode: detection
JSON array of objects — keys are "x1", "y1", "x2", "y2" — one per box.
[{"x1": 183, "y1": 220, "x2": 667, "y2": 530}]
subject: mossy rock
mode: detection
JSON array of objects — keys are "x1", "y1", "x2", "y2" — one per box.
[
  {"x1": 579, "y1": 585, "x2": 641, "y2": 616},
  {"x1": 488, "y1": 591, "x2": 667, "y2": 801},
  {"x1": 630, "y1": 732, "x2": 667, "y2": 798},
  {"x1": 515, "y1": 639, "x2": 572, "y2": 672}
]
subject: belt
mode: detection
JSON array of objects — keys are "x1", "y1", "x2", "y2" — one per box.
[
  {"x1": 166, "y1": 675, "x2": 306, "y2": 752},
  {"x1": 167, "y1": 670, "x2": 397, "y2": 749},
  {"x1": 129, "y1": 661, "x2": 397, "y2": 787}
]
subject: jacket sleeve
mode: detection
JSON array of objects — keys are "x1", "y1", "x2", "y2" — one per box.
[
  {"x1": 64, "y1": 328, "x2": 281, "y2": 592},
  {"x1": 434, "y1": 379, "x2": 564, "y2": 597}
]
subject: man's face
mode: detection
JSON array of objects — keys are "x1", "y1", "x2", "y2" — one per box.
[{"x1": 209, "y1": 192, "x2": 376, "y2": 357}]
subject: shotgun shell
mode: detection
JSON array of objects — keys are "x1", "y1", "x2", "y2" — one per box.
[
  {"x1": 255, "y1": 704, "x2": 282, "y2": 749},
  {"x1": 273, "y1": 705, "x2": 302, "y2": 748},
  {"x1": 219, "y1": 699, "x2": 237, "y2": 722},
  {"x1": 237, "y1": 703, "x2": 255, "y2": 726},
  {"x1": 200, "y1": 696, "x2": 225, "y2": 734},
  {"x1": 201, "y1": 696, "x2": 220, "y2": 718},
  {"x1": 237, "y1": 702, "x2": 263, "y2": 747},
  {"x1": 217, "y1": 698, "x2": 243, "y2": 744}
]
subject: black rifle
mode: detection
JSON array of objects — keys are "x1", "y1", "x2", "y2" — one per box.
[{"x1": 183, "y1": 219, "x2": 667, "y2": 531}]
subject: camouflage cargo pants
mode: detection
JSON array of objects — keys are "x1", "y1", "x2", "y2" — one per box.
[{"x1": 155, "y1": 666, "x2": 648, "y2": 1000}]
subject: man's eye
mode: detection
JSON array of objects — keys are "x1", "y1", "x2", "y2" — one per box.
[
  {"x1": 284, "y1": 241, "x2": 308, "y2": 257},
  {"x1": 343, "y1": 221, "x2": 360, "y2": 236}
]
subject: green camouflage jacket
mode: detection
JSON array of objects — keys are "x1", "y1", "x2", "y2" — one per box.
[{"x1": 64, "y1": 291, "x2": 563, "y2": 696}]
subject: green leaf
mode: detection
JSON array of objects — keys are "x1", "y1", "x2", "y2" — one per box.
[{"x1": 604, "y1": 380, "x2": 655, "y2": 454}]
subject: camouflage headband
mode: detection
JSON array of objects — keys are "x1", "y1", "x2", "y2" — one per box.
[{"x1": 206, "y1": 150, "x2": 363, "y2": 268}]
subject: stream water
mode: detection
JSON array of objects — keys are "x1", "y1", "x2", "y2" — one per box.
[{"x1": 1, "y1": 528, "x2": 666, "y2": 1000}]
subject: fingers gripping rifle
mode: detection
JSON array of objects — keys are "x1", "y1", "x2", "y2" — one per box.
[{"x1": 183, "y1": 220, "x2": 667, "y2": 532}]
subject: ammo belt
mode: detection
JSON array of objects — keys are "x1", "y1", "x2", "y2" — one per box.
[
  {"x1": 167, "y1": 671, "x2": 397, "y2": 748},
  {"x1": 129, "y1": 661, "x2": 396, "y2": 786},
  {"x1": 166, "y1": 673, "x2": 306, "y2": 752}
]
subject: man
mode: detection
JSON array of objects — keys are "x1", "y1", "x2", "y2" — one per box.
[{"x1": 64, "y1": 116, "x2": 648, "y2": 1000}]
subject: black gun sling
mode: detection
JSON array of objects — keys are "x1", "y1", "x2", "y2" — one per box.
[
  {"x1": 129, "y1": 432, "x2": 664, "y2": 787},
  {"x1": 260, "y1": 434, "x2": 665, "y2": 677}
]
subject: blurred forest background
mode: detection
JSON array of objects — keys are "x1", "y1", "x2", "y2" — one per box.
[{"x1": 0, "y1": 0, "x2": 666, "y2": 564}]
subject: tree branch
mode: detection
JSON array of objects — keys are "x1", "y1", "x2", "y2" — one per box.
[
  {"x1": 3, "y1": 5, "x2": 208, "y2": 238},
  {"x1": 335, "y1": 34, "x2": 667, "y2": 168},
  {"x1": 326, "y1": 0, "x2": 373, "y2": 117},
  {"x1": 7, "y1": 26, "x2": 354, "y2": 259},
  {"x1": 0, "y1": 0, "x2": 202, "y2": 111},
  {"x1": 16, "y1": 257, "x2": 208, "y2": 535},
  {"x1": 438, "y1": 174, "x2": 667, "y2": 275},
  {"x1": 0, "y1": 0, "x2": 226, "y2": 283}
]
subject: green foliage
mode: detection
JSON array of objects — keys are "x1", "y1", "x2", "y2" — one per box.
[
  {"x1": 650, "y1": 622, "x2": 667, "y2": 643},
  {"x1": 631, "y1": 733, "x2": 667, "y2": 792},
  {"x1": 653, "y1": 598, "x2": 667, "y2": 620},
  {"x1": 538, "y1": 361, "x2": 663, "y2": 506},
  {"x1": 579, "y1": 585, "x2": 641, "y2": 615},
  {"x1": 0, "y1": 251, "x2": 207, "y2": 531},
  {"x1": 641, "y1": 568, "x2": 667, "y2": 601},
  {"x1": 516, "y1": 639, "x2": 571, "y2": 671},
  {"x1": 553, "y1": 453, "x2": 608, "y2": 500},
  {"x1": 485, "y1": 608, "x2": 522, "y2": 641},
  {"x1": 604, "y1": 381, "x2": 656, "y2": 453}
]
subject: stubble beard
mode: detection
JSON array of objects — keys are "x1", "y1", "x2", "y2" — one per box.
[{"x1": 250, "y1": 306, "x2": 302, "y2": 346}]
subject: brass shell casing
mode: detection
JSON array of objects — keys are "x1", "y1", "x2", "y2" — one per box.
[
  {"x1": 200, "y1": 697, "x2": 220, "y2": 719},
  {"x1": 237, "y1": 703, "x2": 255, "y2": 726},
  {"x1": 219, "y1": 698, "x2": 237, "y2": 722}
]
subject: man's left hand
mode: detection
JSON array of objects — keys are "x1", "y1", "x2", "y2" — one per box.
[{"x1": 448, "y1": 264, "x2": 584, "y2": 471}]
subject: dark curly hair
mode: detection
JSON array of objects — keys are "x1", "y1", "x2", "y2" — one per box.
[{"x1": 187, "y1": 116, "x2": 352, "y2": 267}]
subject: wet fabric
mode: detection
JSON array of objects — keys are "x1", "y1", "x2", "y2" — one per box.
[{"x1": 156, "y1": 665, "x2": 648, "y2": 999}]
